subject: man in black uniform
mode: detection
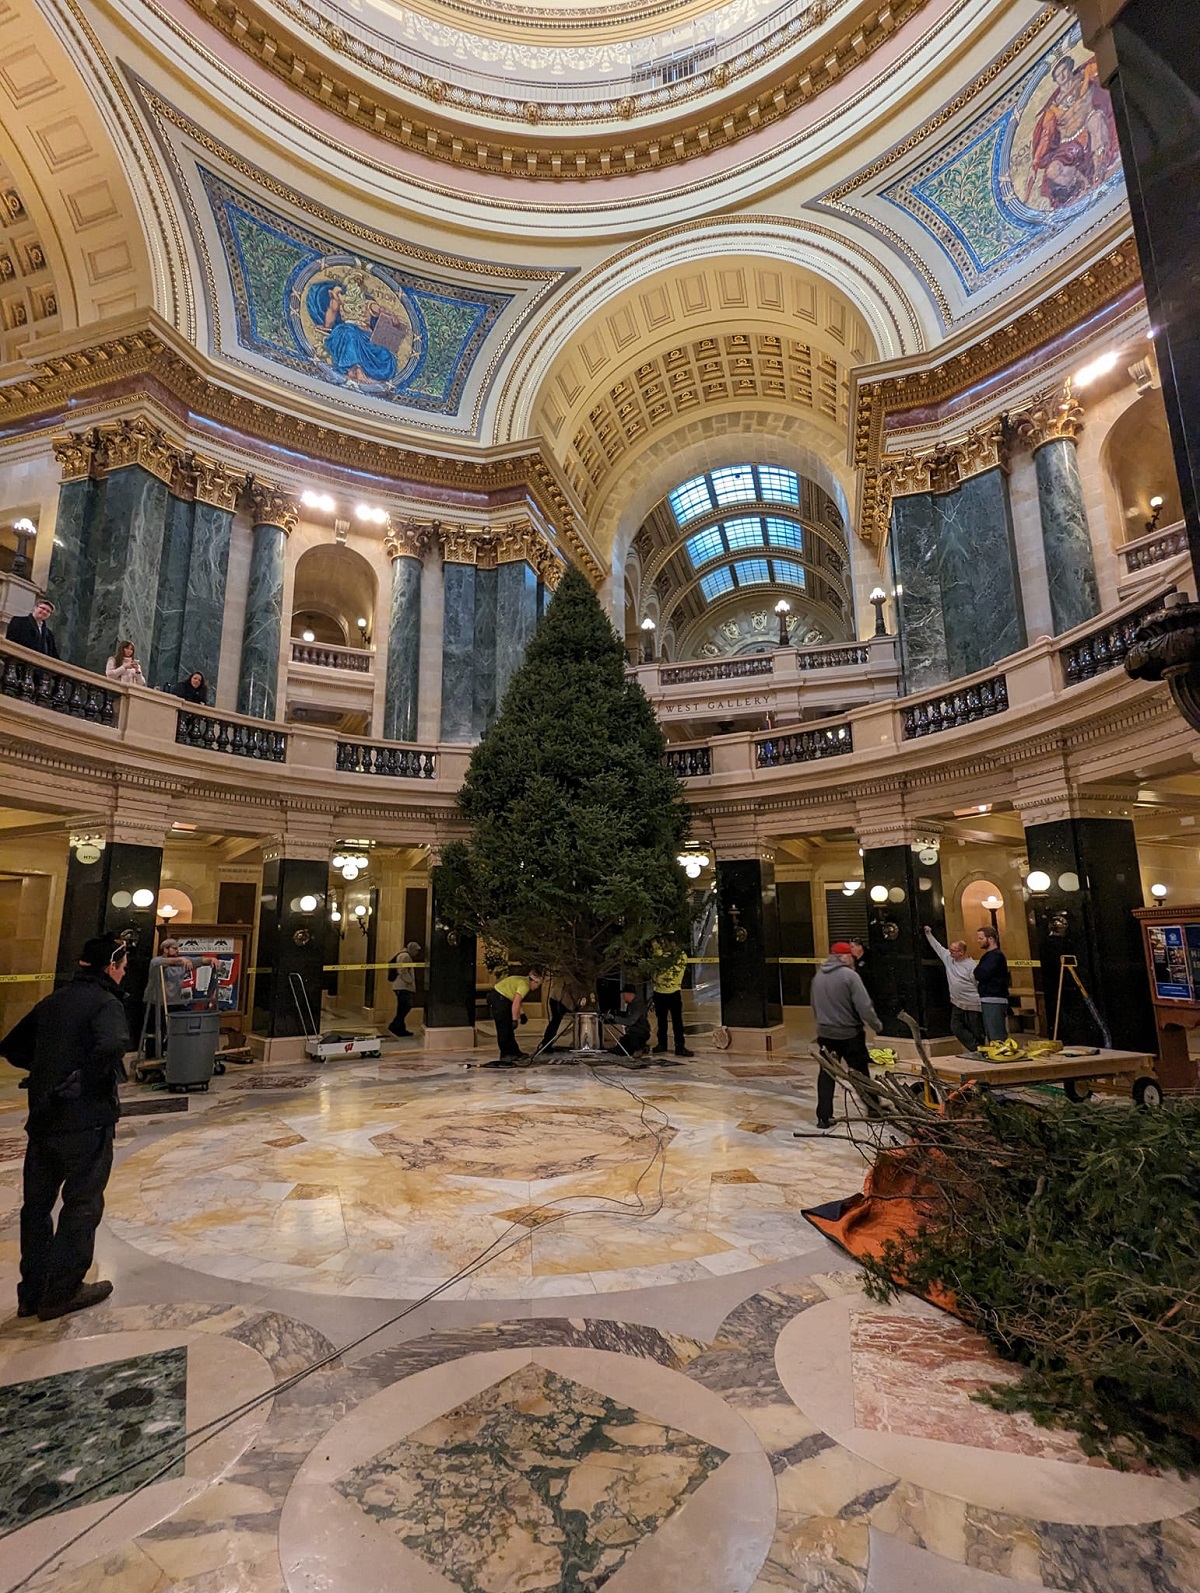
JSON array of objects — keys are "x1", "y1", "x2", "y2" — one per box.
[{"x1": 1, "y1": 934, "x2": 129, "y2": 1320}]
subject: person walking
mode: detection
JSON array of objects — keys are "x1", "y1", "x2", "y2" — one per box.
[
  {"x1": 810, "y1": 941, "x2": 881, "y2": 1130},
  {"x1": 487, "y1": 968, "x2": 542, "y2": 1061},
  {"x1": 387, "y1": 941, "x2": 422, "y2": 1037},
  {"x1": 923, "y1": 925, "x2": 984, "y2": 1057},
  {"x1": 0, "y1": 934, "x2": 129, "y2": 1320},
  {"x1": 974, "y1": 926, "x2": 1012, "y2": 1042},
  {"x1": 651, "y1": 943, "x2": 693, "y2": 1058},
  {"x1": 5, "y1": 596, "x2": 58, "y2": 658}
]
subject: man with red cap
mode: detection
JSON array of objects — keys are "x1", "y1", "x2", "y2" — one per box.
[{"x1": 809, "y1": 941, "x2": 880, "y2": 1130}]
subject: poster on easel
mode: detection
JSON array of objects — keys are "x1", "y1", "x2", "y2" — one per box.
[{"x1": 167, "y1": 925, "x2": 252, "y2": 1022}]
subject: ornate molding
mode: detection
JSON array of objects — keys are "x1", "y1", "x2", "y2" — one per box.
[
  {"x1": 52, "y1": 431, "x2": 95, "y2": 482},
  {"x1": 1007, "y1": 383, "x2": 1085, "y2": 450},
  {"x1": 92, "y1": 417, "x2": 185, "y2": 488},
  {"x1": 173, "y1": 0, "x2": 929, "y2": 182},
  {"x1": 440, "y1": 527, "x2": 490, "y2": 567},
  {"x1": 189, "y1": 454, "x2": 245, "y2": 511},
  {"x1": 859, "y1": 421, "x2": 1009, "y2": 545},
  {"x1": 386, "y1": 519, "x2": 441, "y2": 561},
  {"x1": 245, "y1": 480, "x2": 299, "y2": 532},
  {"x1": 495, "y1": 523, "x2": 567, "y2": 590}
]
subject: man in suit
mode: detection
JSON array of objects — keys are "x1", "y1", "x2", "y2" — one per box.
[{"x1": 6, "y1": 596, "x2": 58, "y2": 658}]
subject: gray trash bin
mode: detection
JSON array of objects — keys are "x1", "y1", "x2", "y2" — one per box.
[{"x1": 165, "y1": 1009, "x2": 221, "y2": 1090}]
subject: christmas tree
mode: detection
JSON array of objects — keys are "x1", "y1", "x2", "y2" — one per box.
[{"x1": 434, "y1": 565, "x2": 693, "y2": 999}]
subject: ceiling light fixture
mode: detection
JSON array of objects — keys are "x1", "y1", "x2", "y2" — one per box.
[
  {"x1": 301, "y1": 490, "x2": 335, "y2": 513},
  {"x1": 1074, "y1": 351, "x2": 1118, "y2": 387}
]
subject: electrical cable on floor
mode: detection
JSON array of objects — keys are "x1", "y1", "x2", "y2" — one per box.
[{"x1": 1, "y1": 1058, "x2": 677, "y2": 1590}]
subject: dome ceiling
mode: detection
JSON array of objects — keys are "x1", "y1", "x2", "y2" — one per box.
[{"x1": 174, "y1": 0, "x2": 933, "y2": 176}]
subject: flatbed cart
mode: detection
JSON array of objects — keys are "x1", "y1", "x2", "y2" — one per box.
[
  {"x1": 289, "y1": 973, "x2": 382, "y2": 1063},
  {"x1": 887, "y1": 1046, "x2": 1162, "y2": 1108}
]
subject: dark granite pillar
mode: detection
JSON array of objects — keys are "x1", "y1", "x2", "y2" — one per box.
[
  {"x1": 46, "y1": 473, "x2": 99, "y2": 664},
  {"x1": 472, "y1": 565, "x2": 499, "y2": 737},
  {"x1": 237, "y1": 504, "x2": 292, "y2": 720},
  {"x1": 890, "y1": 469, "x2": 1025, "y2": 692},
  {"x1": 715, "y1": 857, "x2": 783, "y2": 1038},
  {"x1": 1103, "y1": 2, "x2": 1200, "y2": 556},
  {"x1": 85, "y1": 465, "x2": 171, "y2": 674},
  {"x1": 1022, "y1": 816, "x2": 1155, "y2": 1052},
  {"x1": 861, "y1": 845, "x2": 949, "y2": 1038},
  {"x1": 427, "y1": 873, "x2": 477, "y2": 1035},
  {"x1": 777, "y1": 879, "x2": 816, "y2": 1006},
  {"x1": 440, "y1": 561, "x2": 476, "y2": 742},
  {"x1": 150, "y1": 494, "x2": 196, "y2": 690},
  {"x1": 55, "y1": 840, "x2": 163, "y2": 1039},
  {"x1": 252, "y1": 855, "x2": 327, "y2": 1041},
  {"x1": 384, "y1": 553, "x2": 422, "y2": 742},
  {"x1": 180, "y1": 499, "x2": 235, "y2": 691},
  {"x1": 1034, "y1": 440, "x2": 1101, "y2": 635},
  {"x1": 496, "y1": 559, "x2": 539, "y2": 706}
]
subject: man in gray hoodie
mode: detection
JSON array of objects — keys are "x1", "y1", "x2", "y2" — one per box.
[{"x1": 810, "y1": 941, "x2": 881, "y2": 1129}]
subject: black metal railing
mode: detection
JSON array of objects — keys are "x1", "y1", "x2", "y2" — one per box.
[
  {"x1": 901, "y1": 675, "x2": 1008, "y2": 738},
  {"x1": 1121, "y1": 527, "x2": 1187, "y2": 573},
  {"x1": 756, "y1": 722, "x2": 853, "y2": 766},
  {"x1": 1060, "y1": 593, "x2": 1172, "y2": 686},
  {"x1": 0, "y1": 649, "x2": 119, "y2": 726},
  {"x1": 336, "y1": 742, "x2": 438, "y2": 778},
  {"x1": 665, "y1": 745, "x2": 712, "y2": 777},
  {"x1": 176, "y1": 710, "x2": 287, "y2": 761},
  {"x1": 660, "y1": 656, "x2": 774, "y2": 685},
  {"x1": 793, "y1": 644, "x2": 871, "y2": 670}
]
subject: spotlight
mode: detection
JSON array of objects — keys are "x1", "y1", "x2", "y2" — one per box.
[{"x1": 301, "y1": 490, "x2": 335, "y2": 513}]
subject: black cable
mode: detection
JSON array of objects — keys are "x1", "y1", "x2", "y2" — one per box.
[{"x1": 2, "y1": 1061, "x2": 675, "y2": 1588}]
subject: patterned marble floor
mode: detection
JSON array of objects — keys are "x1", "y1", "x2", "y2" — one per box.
[{"x1": 0, "y1": 1045, "x2": 1197, "y2": 1593}]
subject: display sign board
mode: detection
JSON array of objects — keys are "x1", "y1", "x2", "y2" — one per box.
[
  {"x1": 1147, "y1": 924, "x2": 1192, "y2": 1000},
  {"x1": 164, "y1": 924, "x2": 252, "y2": 1021}
]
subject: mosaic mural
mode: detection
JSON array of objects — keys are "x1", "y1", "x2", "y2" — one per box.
[
  {"x1": 817, "y1": 22, "x2": 1125, "y2": 310},
  {"x1": 200, "y1": 168, "x2": 514, "y2": 415}
]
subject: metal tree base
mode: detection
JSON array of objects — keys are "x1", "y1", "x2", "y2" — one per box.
[{"x1": 1125, "y1": 596, "x2": 1200, "y2": 734}]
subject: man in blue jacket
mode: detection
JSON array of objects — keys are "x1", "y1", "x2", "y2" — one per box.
[{"x1": 1, "y1": 934, "x2": 129, "y2": 1320}]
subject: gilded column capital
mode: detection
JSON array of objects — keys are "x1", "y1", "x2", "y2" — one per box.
[
  {"x1": 1008, "y1": 384, "x2": 1085, "y2": 450},
  {"x1": 494, "y1": 522, "x2": 568, "y2": 590},
  {"x1": 952, "y1": 421, "x2": 1010, "y2": 479},
  {"x1": 440, "y1": 526, "x2": 492, "y2": 566},
  {"x1": 52, "y1": 430, "x2": 96, "y2": 482},
  {"x1": 386, "y1": 518, "x2": 440, "y2": 560},
  {"x1": 189, "y1": 455, "x2": 244, "y2": 512},
  {"x1": 245, "y1": 480, "x2": 299, "y2": 533},
  {"x1": 92, "y1": 418, "x2": 184, "y2": 487}
]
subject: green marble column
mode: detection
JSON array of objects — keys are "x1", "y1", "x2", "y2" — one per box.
[
  {"x1": 1034, "y1": 439, "x2": 1100, "y2": 635},
  {"x1": 237, "y1": 488, "x2": 296, "y2": 720},
  {"x1": 84, "y1": 465, "x2": 172, "y2": 674},
  {"x1": 180, "y1": 498, "x2": 235, "y2": 691},
  {"x1": 440, "y1": 561, "x2": 476, "y2": 742},
  {"x1": 385, "y1": 551, "x2": 422, "y2": 742},
  {"x1": 45, "y1": 472, "x2": 98, "y2": 664},
  {"x1": 495, "y1": 559, "x2": 539, "y2": 706}
]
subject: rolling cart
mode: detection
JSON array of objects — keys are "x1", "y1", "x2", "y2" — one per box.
[{"x1": 290, "y1": 973, "x2": 382, "y2": 1062}]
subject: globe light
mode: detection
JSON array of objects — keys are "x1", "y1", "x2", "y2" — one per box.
[
  {"x1": 302, "y1": 629, "x2": 315, "y2": 643},
  {"x1": 131, "y1": 888, "x2": 155, "y2": 908},
  {"x1": 342, "y1": 863, "x2": 359, "y2": 881},
  {"x1": 1150, "y1": 882, "x2": 1169, "y2": 899},
  {"x1": 869, "y1": 884, "x2": 889, "y2": 903},
  {"x1": 158, "y1": 903, "x2": 180, "y2": 919},
  {"x1": 110, "y1": 890, "x2": 132, "y2": 908},
  {"x1": 297, "y1": 894, "x2": 319, "y2": 913},
  {"x1": 332, "y1": 854, "x2": 346, "y2": 870},
  {"x1": 1025, "y1": 870, "x2": 1052, "y2": 893},
  {"x1": 330, "y1": 908, "x2": 342, "y2": 923}
]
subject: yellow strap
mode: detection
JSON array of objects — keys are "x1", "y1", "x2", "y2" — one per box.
[{"x1": 0, "y1": 972, "x2": 54, "y2": 983}]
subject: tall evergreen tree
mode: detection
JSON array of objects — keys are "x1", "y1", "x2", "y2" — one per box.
[{"x1": 434, "y1": 565, "x2": 693, "y2": 998}]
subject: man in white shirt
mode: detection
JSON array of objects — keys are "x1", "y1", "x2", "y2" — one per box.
[{"x1": 923, "y1": 926, "x2": 984, "y2": 1058}]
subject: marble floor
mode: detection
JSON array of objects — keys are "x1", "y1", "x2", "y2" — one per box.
[{"x1": 0, "y1": 1042, "x2": 1195, "y2": 1593}]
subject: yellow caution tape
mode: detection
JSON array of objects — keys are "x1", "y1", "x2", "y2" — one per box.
[{"x1": 0, "y1": 972, "x2": 54, "y2": 983}]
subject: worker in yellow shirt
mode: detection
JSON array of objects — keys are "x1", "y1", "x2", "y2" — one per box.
[
  {"x1": 651, "y1": 944, "x2": 694, "y2": 1058},
  {"x1": 487, "y1": 968, "x2": 543, "y2": 1062}
]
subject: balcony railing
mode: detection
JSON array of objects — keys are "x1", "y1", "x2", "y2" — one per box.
[
  {"x1": 1118, "y1": 521, "x2": 1187, "y2": 575},
  {"x1": 900, "y1": 676, "x2": 1009, "y2": 739},
  {"x1": 290, "y1": 640, "x2": 372, "y2": 673},
  {"x1": 660, "y1": 657, "x2": 774, "y2": 685},
  {"x1": 756, "y1": 722, "x2": 853, "y2": 766},
  {"x1": 176, "y1": 709, "x2": 288, "y2": 762},
  {"x1": 665, "y1": 745, "x2": 712, "y2": 778},
  {"x1": 1060, "y1": 592, "x2": 1173, "y2": 686},
  {"x1": 793, "y1": 644, "x2": 870, "y2": 669},
  {"x1": 336, "y1": 742, "x2": 438, "y2": 778},
  {"x1": 0, "y1": 643, "x2": 120, "y2": 726}
]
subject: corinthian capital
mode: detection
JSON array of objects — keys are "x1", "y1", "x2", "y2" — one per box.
[
  {"x1": 189, "y1": 455, "x2": 244, "y2": 512},
  {"x1": 52, "y1": 430, "x2": 96, "y2": 482},
  {"x1": 93, "y1": 417, "x2": 184, "y2": 486},
  {"x1": 245, "y1": 479, "x2": 299, "y2": 532},
  {"x1": 386, "y1": 518, "x2": 440, "y2": 560},
  {"x1": 1009, "y1": 383, "x2": 1084, "y2": 450}
]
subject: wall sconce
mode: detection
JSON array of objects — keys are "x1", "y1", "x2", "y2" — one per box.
[
  {"x1": 640, "y1": 616, "x2": 656, "y2": 664},
  {"x1": 353, "y1": 902, "x2": 370, "y2": 934},
  {"x1": 301, "y1": 628, "x2": 316, "y2": 643},
  {"x1": 292, "y1": 893, "x2": 320, "y2": 914},
  {"x1": 1146, "y1": 494, "x2": 1165, "y2": 534},
  {"x1": 11, "y1": 516, "x2": 34, "y2": 578},
  {"x1": 356, "y1": 616, "x2": 369, "y2": 643},
  {"x1": 869, "y1": 884, "x2": 889, "y2": 904},
  {"x1": 1150, "y1": 882, "x2": 1168, "y2": 899},
  {"x1": 869, "y1": 586, "x2": 888, "y2": 637},
  {"x1": 774, "y1": 598, "x2": 791, "y2": 647},
  {"x1": 71, "y1": 832, "x2": 105, "y2": 865},
  {"x1": 158, "y1": 902, "x2": 180, "y2": 922}
]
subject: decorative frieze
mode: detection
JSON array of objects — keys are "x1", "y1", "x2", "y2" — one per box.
[
  {"x1": 439, "y1": 522, "x2": 566, "y2": 588},
  {"x1": 245, "y1": 480, "x2": 299, "y2": 533},
  {"x1": 1007, "y1": 383, "x2": 1085, "y2": 451}
]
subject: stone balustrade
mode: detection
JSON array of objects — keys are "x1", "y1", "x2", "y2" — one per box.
[
  {"x1": 289, "y1": 640, "x2": 373, "y2": 673},
  {"x1": 900, "y1": 675, "x2": 1009, "y2": 739},
  {"x1": 336, "y1": 742, "x2": 438, "y2": 778},
  {"x1": 0, "y1": 640, "x2": 121, "y2": 727},
  {"x1": 1118, "y1": 521, "x2": 1188, "y2": 576},
  {"x1": 1060, "y1": 590, "x2": 1174, "y2": 686},
  {"x1": 176, "y1": 707, "x2": 289, "y2": 762},
  {"x1": 756, "y1": 722, "x2": 853, "y2": 766}
]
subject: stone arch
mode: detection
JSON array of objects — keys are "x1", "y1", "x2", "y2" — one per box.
[
  {"x1": 290, "y1": 543, "x2": 379, "y2": 648},
  {"x1": 1099, "y1": 387, "x2": 1184, "y2": 544}
]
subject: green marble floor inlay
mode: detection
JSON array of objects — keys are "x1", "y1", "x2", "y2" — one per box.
[
  {"x1": 339, "y1": 1363, "x2": 728, "y2": 1592},
  {"x1": 0, "y1": 1346, "x2": 187, "y2": 1530}
]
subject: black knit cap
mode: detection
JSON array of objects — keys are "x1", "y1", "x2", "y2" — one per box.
[{"x1": 78, "y1": 934, "x2": 127, "y2": 971}]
